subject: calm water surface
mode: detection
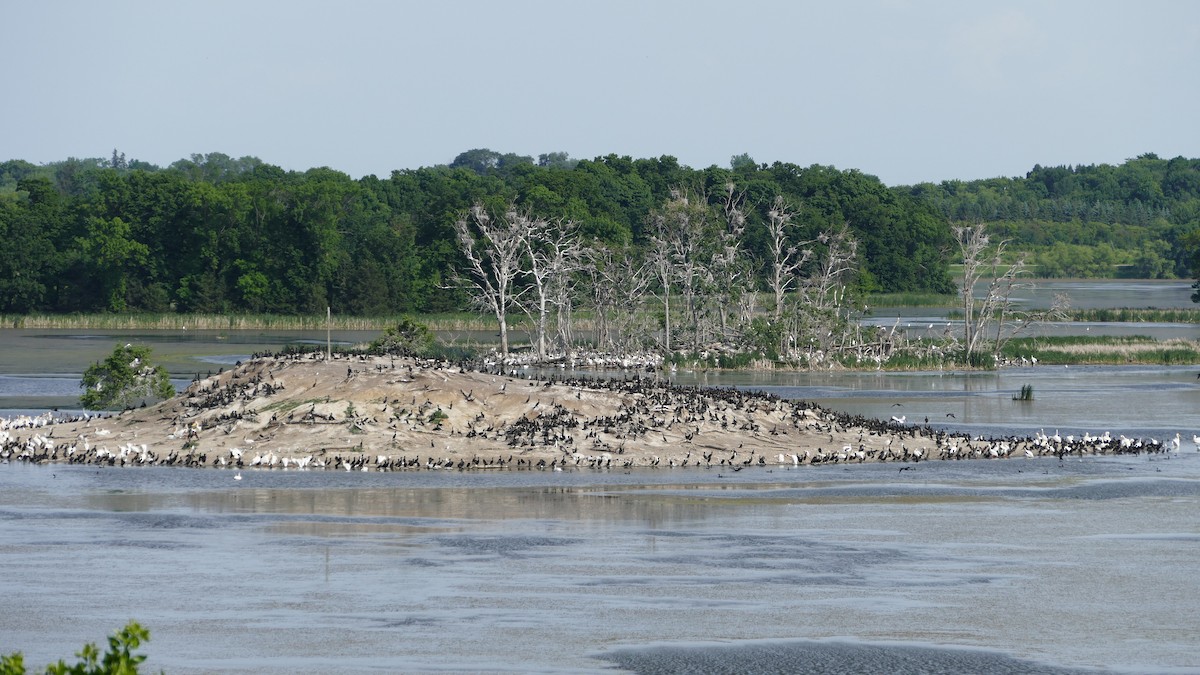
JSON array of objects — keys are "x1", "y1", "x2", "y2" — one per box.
[
  {"x1": 3, "y1": 281, "x2": 1199, "y2": 673},
  {"x1": 1, "y1": 458, "x2": 1198, "y2": 674}
]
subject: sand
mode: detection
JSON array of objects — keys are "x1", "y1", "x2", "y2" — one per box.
[{"x1": 3, "y1": 354, "x2": 1162, "y2": 469}]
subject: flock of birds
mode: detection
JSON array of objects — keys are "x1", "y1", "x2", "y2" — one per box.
[{"x1": 2, "y1": 354, "x2": 1199, "y2": 473}]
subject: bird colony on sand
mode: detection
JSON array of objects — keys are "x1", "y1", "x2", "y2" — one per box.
[{"x1": 1, "y1": 354, "x2": 1195, "y2": 471}]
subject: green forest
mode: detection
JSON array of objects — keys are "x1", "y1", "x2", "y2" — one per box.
[{"x1": 1, "y1": 149, "x2": 1198, "y2": 317}]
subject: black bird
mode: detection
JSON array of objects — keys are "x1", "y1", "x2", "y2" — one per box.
[{"x1": 946, "y1": 413, "x2": 956, "y2": 418}]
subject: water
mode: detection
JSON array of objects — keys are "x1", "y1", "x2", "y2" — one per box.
[
  {"x1": 868, "y1": 278, "x2": 1200, "y2": 341},
  {"x1": 2, "y1": 281, "x2": 1199, "y2": 672},
  {"x1": 0, "y1": 328, "x2": 377, "y2": 414},
  {"x1": 1, "y1": 458, "x2": 1198, "y2": 674},
  {"x1": 994, "y1": 279, "x2": 1195, "y2": 310},
  {"x1": 671, "y1": 364, "x2": 1200, "y2": 442}
]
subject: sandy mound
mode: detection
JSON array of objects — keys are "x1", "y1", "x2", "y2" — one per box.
[{"x1": 4, "y1": 355, "x2": 1162, "y2": 470}]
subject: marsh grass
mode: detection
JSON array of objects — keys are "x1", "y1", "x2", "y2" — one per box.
[
  {"x1": 0, "y1": 312, "x2": 623, "y2": 334},
  {"x1": 1063, "y1": 308, "x2": 1200, "y2": 324},
  {"x1": 1003, "y1": 336, "x2": 1200, "y2": 365},
  {"x1": 1, "y1": 312, "x2": 516, "y2": 332},
  {"x1": 4, "y1": 313, "x2": 382, "y2": 330}
]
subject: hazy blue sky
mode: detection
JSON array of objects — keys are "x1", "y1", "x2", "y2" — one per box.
[{"x1": 5, "y1": 0, "x2": 1198, "y2": 185}]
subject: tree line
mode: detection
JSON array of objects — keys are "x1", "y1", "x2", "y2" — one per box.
[
  {"x1": 0, "y1": 150, "x2": 956, "y2": 317},
  {"x1": 903, "y1": 153, "x2": 1200, "y2": 279},
  {"x1": 1, "y1": 150, "x2": 1198, "y2": 323}
]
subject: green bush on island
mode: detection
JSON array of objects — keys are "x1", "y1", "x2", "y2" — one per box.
[
  {"x1": 0, "y1": 621, "x2": 153, "y2": 675},
  {"x1": 80, "y1": 344, "x2": 175, "y2": 410},
  {"x1": 366, "y1": 317, "x2": 435, "y2": 357}
]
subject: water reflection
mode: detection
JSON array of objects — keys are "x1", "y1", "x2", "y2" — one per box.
[
  {"x1": 180, "y1": 484, "x2": 731, "y2": 530},
  {"x1": 2, "y1": 459, "x2": 1199, "y2": 673}
]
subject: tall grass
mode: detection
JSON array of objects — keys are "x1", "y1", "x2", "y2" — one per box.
[
  {"x1": 0, "y1": 311, "x2": 624, "y2": 333},
  {"x1": 1002, "y1": 336, "x2": 1200, "y2": 365},
  {"x1": 0, "y1": 312, "x2": 515, "y2": 332},
  {"x1": 3, "y1": 313, "x2": 376, "y2": 330},
  {"x1": 1063, "y1": 308, "x2": 1200, "y2": 324}
]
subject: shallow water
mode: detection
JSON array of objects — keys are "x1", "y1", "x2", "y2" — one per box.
[
  {"x1": 2, "y1": 456, "x2": 1198, "y2": 674},
  {"x1": 3, "y1": 281, "x2": 1199, "y2": 672}
]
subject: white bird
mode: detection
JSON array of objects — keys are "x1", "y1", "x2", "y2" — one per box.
[{"x1": 233, "y1": 472, "x2": 242, "y2": 481}]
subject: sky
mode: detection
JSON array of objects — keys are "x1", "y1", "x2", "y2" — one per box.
[{"x1": 4, "y1": 0, "x2": 1199, "y2": 186}]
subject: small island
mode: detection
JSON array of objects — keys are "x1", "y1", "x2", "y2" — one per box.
[{"x1": 1, "y1": 354, "x2": 1177, "y2": 470}]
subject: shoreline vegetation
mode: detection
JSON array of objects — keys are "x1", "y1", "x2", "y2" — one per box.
[
  {"x1": 0, "y1": 354, "x2": 1187, "y2": 472},
  {"x1": 2, "y1": 309, "x2": 1198, "y2": 369},
  {"x1": 5, "y1": 303, "x2": 1198, "y2": 332}
]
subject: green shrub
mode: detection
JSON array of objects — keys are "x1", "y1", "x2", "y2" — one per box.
[
  {"x1": 80, "y1": 344, "x2": 175, "y2": 410},
  {"x1": 367, "y1": 317, "x2": 435, "y2": 357},
  {"x1": 1, "y1": 621, "x2": 153, "y2": 675}
]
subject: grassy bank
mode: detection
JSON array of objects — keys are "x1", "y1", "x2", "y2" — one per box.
[
  {"x1": 1, "y1": 312, "x2": 508, "y2": 332},
  {"x1": 1063, "y1": 308, "x2": 1200, "y2": 323},
  {"x1": 6, "y1": 313, "x2": 1198, "y2": 369},
  {"x1": 1002, "y1": 335, "x2": 1200, "y2": 365}
]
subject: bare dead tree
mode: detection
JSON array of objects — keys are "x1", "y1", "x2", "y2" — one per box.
[
  {"x1": 785, "y1": 223, "x2": 860, "y2": 359},
  {"x1": 710, "y1": 183, "x2": 752, "y2": 341},
  {"x1": 956, "y1": 222, "x2": 990, "y2": 360},
  {"x1": 765, "y1": 195, "x2": 814, "y2": 320},
  {"x1": 649, "y1": 188, "x2": 714, "y2": 353},
  {"x1": 955, "y1": 221, "x2": 1070, "y2": 364},
  {"x1": 581, "y1": 243, "x2": 616, "y2": 351},
  {"x1": 646, "y1": 231, "x2": 675, "y2": 353},
  {"x1": 451, "y1": 203, "x2": 529, "y2": 356},
  {"x1": 522, "y1": 218, "x2": 583, "y2": 359},
  {"x1": 552, "y1": 270, "x2": 577, "y2": 357},
  {"x1": 583, "y1": 242, "x2": 651, "y2": 353},
  {"x1": 804, "y1": 224, "x2": 859, "y2": 351},
  {"x1": 808, "y1": 224, "x2": 859, "y2": 318}
]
